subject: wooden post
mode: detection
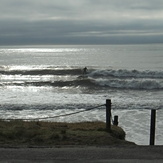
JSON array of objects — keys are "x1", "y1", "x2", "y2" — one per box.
[
  {"x1": 106, "y1": 99, "x2": 111, "y2": 132},
  {"x1": 113, "y1": 115, "x2": 118, "y2": 126},
  {"x1": 150, "y1": 109, "x2": 156, "y2": 145}
]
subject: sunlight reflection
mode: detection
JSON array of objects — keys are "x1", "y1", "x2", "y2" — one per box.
[{"x1": 2, "y1": 48, "x2": 82, "y2": 53}]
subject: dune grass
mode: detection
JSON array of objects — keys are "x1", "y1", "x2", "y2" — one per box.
[{"x1": 0, "y1": 120, "x2": 135, "y2": 147}]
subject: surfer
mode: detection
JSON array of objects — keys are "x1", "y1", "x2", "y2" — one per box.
[{"x1": 83, "y1": 67, "x2": 87, "y2": 75}]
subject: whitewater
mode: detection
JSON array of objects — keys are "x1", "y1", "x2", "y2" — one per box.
[{"x1": 0, "y1": 44, "x2": 163, "y2": 145}]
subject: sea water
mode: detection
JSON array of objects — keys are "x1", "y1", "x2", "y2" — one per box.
[{"x1": 0, "y1": 44, "x2": 163, "y2": 145}]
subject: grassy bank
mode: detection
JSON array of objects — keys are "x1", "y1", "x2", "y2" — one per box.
[{"x1": 0, "y1": 120, "x2": 135, "y2": 146}]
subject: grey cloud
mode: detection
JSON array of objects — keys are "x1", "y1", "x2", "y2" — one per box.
[
  {"x1": 0, "y1": 0, "x2": 163, "y2": 45},
  {"x1": 1, "y1": 0, "x2": 163, "y2": 21}
]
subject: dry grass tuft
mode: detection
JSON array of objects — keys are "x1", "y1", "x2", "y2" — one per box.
[{"x1": 0, "y1": 120, "x2": 135, "y2": 146}]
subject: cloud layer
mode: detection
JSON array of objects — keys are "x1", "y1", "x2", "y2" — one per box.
[{"x1": 0, "y1": 0, "x2": 163, "y2": 45}]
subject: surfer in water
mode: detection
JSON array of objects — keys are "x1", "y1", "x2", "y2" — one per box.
[{"x1": 83, "y1": 67, "x2": 88, "y2": 75}]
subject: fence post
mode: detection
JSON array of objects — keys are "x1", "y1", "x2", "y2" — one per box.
[
  {"x1": 106, "y1": 99, "x2": 111, "y2": 132},
  {"x1": 113, "y1": 115, "x2": 118, "y2": 126},
  {"x1": 150, "y1": 109, "x2": 156, "y2": 145}
]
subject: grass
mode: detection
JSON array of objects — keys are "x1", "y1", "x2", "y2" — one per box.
[{"x1": 0, "y1": 120, "x2": 135, "y2": 147}]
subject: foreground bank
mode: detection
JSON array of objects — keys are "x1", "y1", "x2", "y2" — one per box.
[{"x1": 0, "y1": 120, "x2": 134, "y2": 146}]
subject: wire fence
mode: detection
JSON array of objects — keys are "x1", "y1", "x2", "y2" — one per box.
[
  {"x1": 0, "y1": 99, "x2": 159, "y2": 145},
  {"x1": 1, "y1": 104, "x2": 106, "y2": 121}
]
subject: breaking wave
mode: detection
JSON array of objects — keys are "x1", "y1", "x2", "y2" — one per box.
[
  {"x1": 1, "y1": 66, "x2": 163, "y2": 78},
  {"x1": 89, "y1": 69, "x2": 163, "y2": 79},
  {"x1": 1, "y1": 77, "x2": 162, "y2": 90},
  {"x1": 0, "y1": 66, "x2": 163, "y2": 90},
  {"x1": 95, "y1": 78, "x2": 163, "y2": 90}
]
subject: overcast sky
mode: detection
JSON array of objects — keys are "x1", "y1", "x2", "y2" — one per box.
[{"x1": 0, "y1": 0, "x2": 163, "y2": 45}]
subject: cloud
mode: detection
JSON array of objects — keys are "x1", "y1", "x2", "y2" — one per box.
[{"x1": 0, "y1": 0, "x2": 163, "y2": 45}]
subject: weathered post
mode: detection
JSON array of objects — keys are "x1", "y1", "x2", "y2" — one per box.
[
  {"x1": 150, "y1": 109, "x2": 156, "y2": 145},
  {"x1": 113, "y1": 115, "x2": 118, "y2": 126},
  {"x1": 106, "y1": 99, "x2": 111, "y2": 132}
]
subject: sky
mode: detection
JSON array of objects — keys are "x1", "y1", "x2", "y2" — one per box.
[{"x1": 0, "y1": 0, "x2": 163, "y2": 45}]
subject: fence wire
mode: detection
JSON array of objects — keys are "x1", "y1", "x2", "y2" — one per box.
[{"x1": 1, "y1": 104, "x2": 105, "y2": 121}]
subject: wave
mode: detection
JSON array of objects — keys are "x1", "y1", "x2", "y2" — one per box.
[
  {"x1": 95, "y1": 78, "x2": 163, "y2": 90},
  {"x1": 0, "y1": 78, "x2": 98, "y2": 88},
  {"x1": 1, "y1": 66, "x2": 163, "y2": 90},
  {"x1": 1, "y1": 66, "x2": 163, "y2": 79},
  {"x1": 90, "y1": 69, "x2": 163, "y2": 79},
  {"x1": 1, "y1": 78, "x2": 163, "y2": 90},
  {"x1": 0, "y1": 103, "x2": 93, "y2": 111},
  {"x1": 0, "y1": 68, "x2": 82, "y2": 76}
]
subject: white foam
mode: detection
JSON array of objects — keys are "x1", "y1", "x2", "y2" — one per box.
[
  {"x1": 94, "y1": 78, "x2": 163, "y2": 90},
  {"x1": 90, "y1": 69, "x2": 163, "y2": 78}
]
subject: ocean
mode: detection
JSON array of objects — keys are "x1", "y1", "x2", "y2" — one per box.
[{"x1": 0, "y1": 44, "x2": 163, "y2": 145}]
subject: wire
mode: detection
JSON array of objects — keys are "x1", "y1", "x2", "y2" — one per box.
[{"x1": 2, "y1": 104, "x2": 105, "y2": 121}]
